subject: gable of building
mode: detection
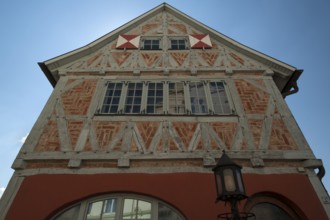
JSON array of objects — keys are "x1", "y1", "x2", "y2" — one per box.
[{"x1": 39, "y1": 3, "x2": 301, "y2": 96}]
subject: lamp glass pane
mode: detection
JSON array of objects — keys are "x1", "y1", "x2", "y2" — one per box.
[
  {"x1": 235, "y1": 169, "x2": 245, "y2": 193},
  {"x1": 223, "y1": 169, "x2": 236, "y2": 192}
]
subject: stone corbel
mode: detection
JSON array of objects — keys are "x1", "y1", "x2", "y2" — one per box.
[{"x1": 118, "y1": 157, "x2": 130, "y2": 168}]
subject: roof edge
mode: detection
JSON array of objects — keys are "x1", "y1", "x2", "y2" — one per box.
[{"x1": 38, "y1": 62, "x2": 56, "y2": 87}]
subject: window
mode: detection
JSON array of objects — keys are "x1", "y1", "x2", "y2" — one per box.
[
  {"x1": 168, "y1": 82, "x2": 185, "y2": 114},
  {"x1": 141, "y1": 38, "x2": 161, "y2": 50},
  {"x1": 86, "y1": 199, "x2": 117, "y2": 220},
  {"x1": 99, "y1": 80, "x2": 232, "y2": 115},
  {"x1": 101, "y1": 83, "x2": 123, "y2": 114},
  {"x1": 244, "y1": 194, "x2": 303, "y2": 220},
  {"x1": 52, "y1": 194, "x2": 185, "y2": 220},
  {"x1": 125, "y1": 83, "x2": 143, "y2": 114},
  {"x1": 189, "y1": 82, "x2": 207, "y2": 114},
  {"x1": 209, "y1": 82, "x2": 231, "y2": 114},
  {"x1": 147, "y1": 83, "x2": 163, "y2": 114},
  {"x1": 170, "y1": 38, "x2": 188, "y2": 50},
  {"x1": 123, "y1": 198, "x2": 151, "y2": 219},
  {"x1": 250, "y1": 203, "x2": 293, "y2": 220}
]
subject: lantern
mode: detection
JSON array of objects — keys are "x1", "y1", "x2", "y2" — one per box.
[{"x1": 212, "y1": 151, "x2": 247, "y2": 202}]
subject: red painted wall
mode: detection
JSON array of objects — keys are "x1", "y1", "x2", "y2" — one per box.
[{"x1": 5, "y1": 173, "x2": 328, "y2": 220}]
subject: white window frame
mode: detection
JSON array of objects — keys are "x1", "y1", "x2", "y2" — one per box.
[
  {"x1": 140, "y1": 37, "x2": 162, "y2": 50},
  {"x1": 168, "y1": 37, "x2": 189, "y2": 50}
]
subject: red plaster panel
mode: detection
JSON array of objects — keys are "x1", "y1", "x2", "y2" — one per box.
[
  {"x1": 170, "y1": 52, "x2": 188, "y2": 66},
  {"x1": 35, "y1": 120, "x2": 60, "y2": 152},
  {"x1": 169, "y1": 136, "x2": 179, "y2": 151},
  {"x1": 198, "y1": 52, "x2": 219, "y2": 66},
  {"x1": 229, "y1": 52, "x2": 245, "y2": 65},
  {"x1": 269, "y1": 119, "x2": 297, "y2": 150},
  {"x1": 112, "y1": 52, "x2": 131, "y2": 66},
  {"x1": 130, "y1": 139, "x2": 139, "y2": 152},
  {"x1": 248, "y1": 120, "x2": 263, "y2": 149},
  {"x1": 172, "y1": 122, "x2": 198, "y2": 149},
  {"x1": 142, "y1": 24, "x2": 159, "y2": 34},
  {"x1": 5, "y1": 173, "x2": 327, "y2": 220},
  {"x1": 168, "y1": 23, "x2": 187, "y2": 34},
  {"x1": 235, "y1": 79, "x2": 270, "y2": 114},
  {"x1": 141, "y1": 53, "x2": 161, "y2": 67},
  {"x1": 136, "y1": 122, "x2": 160, "y2": 151},
  {"x1": 93, "y1": 121, "x2": 123, "y2": 150},
  {"x1": 67, "y1": 120, "x2": 84, "y2": 150},
  {"x1": 61, "y1": 80, "x2": 97, "y2": 115},
  {"x1": 86, "y1": 52, "x2": 103, "y2": 67},
  {"x1": 210, "y1": 122, "x2": 238, "y2": 150}
]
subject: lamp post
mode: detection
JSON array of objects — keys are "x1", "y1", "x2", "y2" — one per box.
[{"x1": 212, "y1": 151, "x2": 254, "y2": 220}]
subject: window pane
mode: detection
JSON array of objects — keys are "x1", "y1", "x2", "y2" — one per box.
[
  {"x1": 134, "y1": 98, "x2": 141, "y2": 104},
  {"x1": 147, "y1": 98, "x2": 154, "y2": 104},
  {"x1": 135, "y1": 90, "x2": 142, "y2": 96},
  {"x1": 189, "y1": 82, "x2": 207, "y2": 114},
  {"x1": 152, "y1": 40, "x2": 159, "y2": 45},
  {"x1": 102, "y1": 105, "x2": 110, "y2": 113},
  {"x1": 151, "y1": 40, "x2": 160, "y2": 50},
  {"x1": 106, "y1": 90, "x2": 114, "y2": 96},
  {"x1": 125, "y1": 106, "x2": 132, "y2": 113},
  {"x1": 128, "y1": 83, "x2": 135, "y2": 89},
  {"x1": 168, "y1": 82, "x2": 185, "y2": 114},
  {"x1": 54, "y1": 204, "x2": 80, "y2": 220},
  {"x1": 136, "y1": 83, "x2": 143, "y2": 90},
  {"x1": 143, "y1": 39, "x2": 160, "y2": 50},
  {"x1": 147, "y1": 83, "x2": 163, "y2": 114},
  {"x1": 147, "y1": 106, "x2": 154, "y2": 113},
  {"x1": 128, "y1": 90, "x2": 135, "y2": 96},
  {"x1": 250, "y1": 203, "x2": 293, "y2": 220},
  {"x1": 171, "y1": 39, "x2": 186, "y2": 50},
  {"x1": 126, "y1": 98, "x2": 133, "y2": 104},
  {"x1": 110, "y1": 106, "x2": 118, "y2": 113},
  {"x1": 138, "y1": 200, "x2": 151, "y2": 219},
  {"x1": 209, "y1": 81, "x2": 230, "y2": 114},
  {"x1": 125, "y1": 83, "x2": 142, "y2": 114},
  {"x1": 104, "y1": 97, "x2": 112, "y2": 105},
  {"x1": 101, "y1": 83, "x2": 123, "y2": 114},
  {"x1": 112, "y1": 98, "x2": 119, "y2": 104},
  {"x1": 102, "y1": 199, "x2": 117, "y2": 220},
  {"x1": 123, "y1": 199, "x2": 151, "y2": 220},
  {"x1": 133, "y1": 105, "x2": 141, "y2": 113},
  {"x1": 87, "y1": 201, "x2": 103, "y2": 220},
  {"x1": 114, "y1": 90, "x2": 121, "y2": 96},
  {"x1": 158, "y1": 203, "x2": 183, "y2": 220}
]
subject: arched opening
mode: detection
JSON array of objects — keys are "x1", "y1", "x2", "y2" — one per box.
[
  {"x1": 244, "y1": 192, "x2": 307, "y2": 220},
  {"x1": 51, "y1": 193, "x2": 185, "y2": 220}
]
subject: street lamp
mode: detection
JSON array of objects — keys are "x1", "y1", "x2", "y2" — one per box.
[{"x1": 213, "y1": 151, "x2": 254, "y2": 220}]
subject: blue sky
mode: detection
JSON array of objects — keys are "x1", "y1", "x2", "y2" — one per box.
[{"x1": 1, "y1": 0, "x2": 330, "y2": 198}]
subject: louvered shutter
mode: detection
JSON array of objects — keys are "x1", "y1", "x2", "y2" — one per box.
[
  {"x1": 189, "y1": 34, "x2": 212, "y2": 49},
  {"x1": 116, "y1": 35, "x2": 140, "y2": 49}
]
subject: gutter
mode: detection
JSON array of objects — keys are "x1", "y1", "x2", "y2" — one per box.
[{"x1": 282, "y1": 69, "x2": 303, "y2": 98}]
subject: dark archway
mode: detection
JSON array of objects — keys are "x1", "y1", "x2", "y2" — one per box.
[{"x1": 244, "y1": 192, "x2": 307, "y2": 220}]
